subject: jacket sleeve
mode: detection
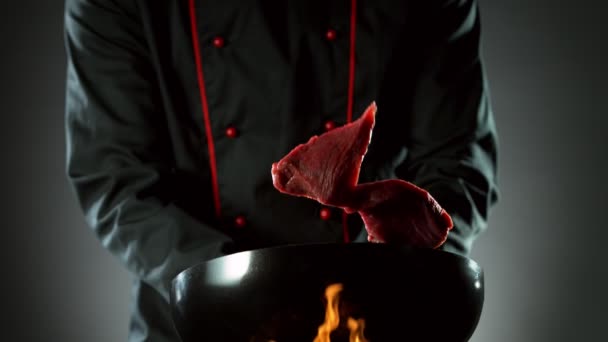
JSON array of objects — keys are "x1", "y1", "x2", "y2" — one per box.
[
  {"x1": 396, "y1": 0, "x2": 499, "y2": 256},
  {"x1": 64, "y1": 0, "x2": 232, "y2": 302}
]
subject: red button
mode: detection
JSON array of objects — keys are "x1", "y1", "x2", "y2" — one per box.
[
  {"x1": 319, "y1": 207, "x2": 332, "y2": 220},
  {"x1": 225, "y1": 126, "x2": 238, "y2": 138},
  {"x1": 324, "y1": 120, "x2": 337, "y2": 131},
  {"x1": 213, "y1": 36, "x2": 225, "y2": 48},
  {"x1": 326, "y1": 29, "x2": 337, "y2": 41},
  {"x1": 234, "y1": 215, "x2": 247, "y2": 228}
]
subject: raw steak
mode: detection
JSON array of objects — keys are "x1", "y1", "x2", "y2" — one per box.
[
  {"x1": 271, "y1": 102, "x2": 376, "y2": 208},
  {"x1": 271, "y1": 102, "x2": 453, "y2": 248},
  {"x1": 353, "y1": 180, "x2": 453, "y2": 248}
]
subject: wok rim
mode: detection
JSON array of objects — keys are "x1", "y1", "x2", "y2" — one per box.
[{"x1": 171, "y1": 242, "x2": 482, "y2": 290}]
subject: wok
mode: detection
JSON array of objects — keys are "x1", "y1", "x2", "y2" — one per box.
[{"x1": 170, "y1": 243, "x2": 484, "y2": 341}]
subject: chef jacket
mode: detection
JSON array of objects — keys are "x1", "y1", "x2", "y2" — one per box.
[{"x1": 64, "y1": 0, "x2": 499, "y2": 341}]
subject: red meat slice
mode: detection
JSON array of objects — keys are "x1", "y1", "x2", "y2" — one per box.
[
  {"x1": 353, "y1": 180, "x2": 453, "y2": 248},
  {"x1": 271, "y1": 102, "x2": 377, "y2": 208},
  {"x1": 271, "y1": 101, "x2": 454, "y2": 248}
]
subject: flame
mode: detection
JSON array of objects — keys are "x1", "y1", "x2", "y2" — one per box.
[
  {"x1": 313, "y1": 284, "x2": 343, "y2": 342},
  {"x1": 347, "y1": 318, "x2": 367, "y2": 342},
  {"x1": 312, "y1": 283, "x2": 368, "y2": 342}
]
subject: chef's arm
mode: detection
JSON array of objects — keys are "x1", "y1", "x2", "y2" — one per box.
[
  {"x1": 396, "y1": 0, "x2": 499, "y2": 256},
  {"x1": 64, "y1": 0, "x2": 232, "y2": 302}
]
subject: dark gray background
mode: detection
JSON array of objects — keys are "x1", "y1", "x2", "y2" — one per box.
[{"x1": 1, "y1": 1, "x2": 606, "y2": 341}]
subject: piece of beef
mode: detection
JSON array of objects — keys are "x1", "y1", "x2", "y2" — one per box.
[
  {"x1": 271, "y1": 101, "x2": 453, "y2": 248},
  {"x1": 353, "y1": 180, "x2": 453, "y2": 248},
  {"x1": 271, "y1": 102, "x2": 376, "y2": 208}
]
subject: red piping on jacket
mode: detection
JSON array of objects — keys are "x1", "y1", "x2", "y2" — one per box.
[
  {"x1": 189, "y1": 0, "x2": 357, "y2": 236},
  {"x1": 343, "y1": 0, "x2": 358, "y2": 243},
  {"x1": 188, "y1": 0, "x2": 222, "y2": 218}
]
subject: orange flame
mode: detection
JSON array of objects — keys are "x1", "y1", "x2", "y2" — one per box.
[
  {"x1": 312, "y1": 283, "x2": 368, "y2": 342},
  {"x1": 347, "y1": 317, "x2": 367, "y2": 342}
]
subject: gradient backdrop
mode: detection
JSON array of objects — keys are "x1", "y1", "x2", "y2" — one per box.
[{"x1": 1, "y1": 1, "x2": 606, "y2": 341}]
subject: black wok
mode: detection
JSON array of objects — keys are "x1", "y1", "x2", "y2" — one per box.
[{"x1": 170, "y1": 243, "x2": 484, "y2": 341}]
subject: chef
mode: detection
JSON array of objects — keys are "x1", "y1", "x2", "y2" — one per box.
[{"x1": 64, "y1": 0, "x2": 499, "y2": 341}]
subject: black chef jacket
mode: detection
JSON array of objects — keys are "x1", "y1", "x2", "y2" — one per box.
[{"x1": 64, "y1": 0, "x2": 499, "y2": 341}]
